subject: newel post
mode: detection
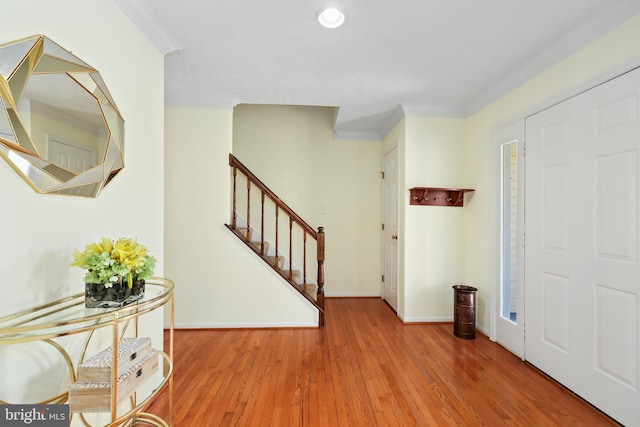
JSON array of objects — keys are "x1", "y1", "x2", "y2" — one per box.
[{"x1": 316, "y1": 226, "x2": 325, "y2": 327}]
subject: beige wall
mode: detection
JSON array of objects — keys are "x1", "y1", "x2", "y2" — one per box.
[
  {"x1": 0, "y1": 0, "x2": 165, "y2": 408},
  {"x1": 403, "y1": 117, "x2": 468, "y2": 321},
  {"x1": 377, "y1": 13, "x2": 640, "y2": 332},
  {"x1": 165, "y1": 107, "x2": 320, "y2": 326},
  {"x1": 463, "y1": 12, "x2": 640, "y2": 332},
  {"x1": 233, "y1": 104, "x2": 383, "y2": 297},
  {"x1": 382, "y1": 116, "x2": 469, "y2": 322},
  {"x1": 4, "y1": 3, "x2": 635, "y2": 343},
  {"x1": 163, "y1": 11, "x2": 640, "y2": 333}
]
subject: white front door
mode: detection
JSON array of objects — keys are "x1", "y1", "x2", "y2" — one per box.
[
  {"x1": 525, "y1": 67, "x2": 640, "y2": 426},
  {"x1": 382, "y1": 145, "x2": 399, "y2": 312}
]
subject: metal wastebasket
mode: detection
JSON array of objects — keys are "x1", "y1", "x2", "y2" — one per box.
[{"x1": 452, "y1": 284, "x2": 478, "y2": 339}]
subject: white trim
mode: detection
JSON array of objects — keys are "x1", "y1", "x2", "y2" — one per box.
[
  {"x1": 489, "y1": 127, "x2": 500, "y2": 343},
  {"x1": 397, "y1": 319, "x2": 488, "y2": 337},
  {"x1": 490, "y1": 126, "x2": 514, "y2": 342},
  {"x1": 488, "y1": 55, "x2": 640, "y2": 354},
  {"x1": 325, "y1": 292, "x2": 381, "y2": 297},
  {"x1": 165, "y1": 93, "x2": 238, "y2": 109},
  {"x1": 464, "y1": 3, "x2": 640, "y2": 116},
  {"x1": 490, "y1": 121, "x2": 525, "y2": 358},
  {"x1": 492, "y1": 54, "x2": 640, "y2": 128},
  {"x1": 171, "y1": 321, "x2": 318, "y2": 329},
  {"x1": 333, "y1": 128, "x2": 382, "y2": 141},
  {"x1": 374, "y1": 10, "x2": 640, "y2": 140},
  {"x1": 378, "y1": 104, "x2": 467, "y2": 140},
  {"x1": 401, "y1": 103, "x2": 466, "y2": 118},
  {"x1": 113, "y1": 0, "x2": 181, "y2": 54},
  {"x1": 401, "y1": 316, "x2": 453, "y2": 323},
  {"x1": 476, "y1": 325, "x2": 489, "y2": 337},
  {"x1": 378, "y1": 105, "x2": 406, "y2": 139}
]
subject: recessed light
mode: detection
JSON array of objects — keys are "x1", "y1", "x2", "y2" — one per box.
[{"x1": 317, "y1": 7, "x2": 345, "y2": 29}]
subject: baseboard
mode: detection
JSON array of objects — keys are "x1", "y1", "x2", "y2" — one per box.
[
  {"x1": 395, "y1": 318, "x2": 489, "y2": 338},
  {"x1": 401, "y1": 316, "x2": 453, "y2": 323},
  {"x1": 170, "y1": 321, "x2": 318, "y2": 329},
  {"x1": 476, "y1": 325, "x2": 489, "y2": 336},
  {"x1": 325, "y1": 292, "x2": 381, "y2": 297}
]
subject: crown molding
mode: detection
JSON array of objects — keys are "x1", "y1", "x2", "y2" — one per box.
[
  {"x1": 165, "y1": 92, "x2": 238, "y2": 109},
  {"x1": 375, "y1": 104, "x2": 467, "y2": 140},
  {"x1": 401, "y1": 104, "x2": 466, "y2": 118},
  {"x1": 333, "y1": 128, "x2": 383, "y2": 141},
  {"x1": 377, "y1": 105, "x2": 406, "y2": 139},
  {"x1": 113, "y1": 0, "x2": 181, "y2": 54},
  {"x1": 463, "y1": 2, "x2": 640, "y2": 116}
]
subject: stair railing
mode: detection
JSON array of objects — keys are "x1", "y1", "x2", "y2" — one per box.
[{"x1": 227, "y1": 154, "x2": 325, "y2": 326}]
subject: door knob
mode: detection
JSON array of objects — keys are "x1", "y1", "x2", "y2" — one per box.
[{"x1": 391, "y1": 235, "x2": 398, "y2": 240}]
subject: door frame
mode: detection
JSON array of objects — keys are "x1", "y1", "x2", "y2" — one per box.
[
  {"x1": 489, "y1": 54, "x2": 640, "y2": 353},
  {"x1": 490, "y1": 120, "x2": 525, "y2": 358},
  {"x1": 381, "y1": 143, "x2": 400, "y2": 313}
]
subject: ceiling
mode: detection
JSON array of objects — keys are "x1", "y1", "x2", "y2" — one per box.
[{"x1": 115, "y1": 0, "x2": 640, "y2": 140}]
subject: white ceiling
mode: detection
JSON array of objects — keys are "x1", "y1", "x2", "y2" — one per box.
[{"x1": 115, "y1": 0, "x2": 640, "y2": 139}]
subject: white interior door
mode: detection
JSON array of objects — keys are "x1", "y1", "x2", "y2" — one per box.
[
  {"x1": 525, "y1": 67, "x2": 640, "y2": 427},
  {"x1": 382, "y1": 145, "x2": 399, "y2": 312},
  {"x1": 493, "y1": 121, "x2": 525, "y2": 358},
  {"x1": 48, "y1": 137, "x2": 95, "y2": 173}
]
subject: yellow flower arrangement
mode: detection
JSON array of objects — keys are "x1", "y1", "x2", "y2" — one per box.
[{"x1": 71, "y1": 237, "x2": 156, "y2": 288}]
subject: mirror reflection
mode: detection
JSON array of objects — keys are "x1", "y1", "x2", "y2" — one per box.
[{"x1": 0, "y1": 35, "x2": 124, "y2": 197}]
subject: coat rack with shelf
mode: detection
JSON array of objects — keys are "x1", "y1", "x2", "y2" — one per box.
[{"x1": 409, "y1": 187, "x2": 475, "y2": 207}]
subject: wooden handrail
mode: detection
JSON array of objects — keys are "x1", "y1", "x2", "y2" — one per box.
[
  {"x1": 227, "y1": 153, "x2": 325, "y2": 326},
  {"x1": 229, "y1": 154, "x2": 317, "y2": 238}
]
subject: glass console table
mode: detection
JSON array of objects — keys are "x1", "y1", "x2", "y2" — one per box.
[{"x1": 0, "y1": 277, "x2": 175, "y2": 426}]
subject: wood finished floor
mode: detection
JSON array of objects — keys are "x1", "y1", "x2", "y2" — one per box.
[{"x1": 147, "y1": 298, "x2": 619, "y2": 426}]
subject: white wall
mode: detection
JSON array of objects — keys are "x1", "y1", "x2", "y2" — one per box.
[
  {"x1": 165, "y1": 107, "x2": 320, "y2": 327},
  {"x1": 233, "y1": 104, "x2": 382, "y2": 297},
  {"x1": 463, "y1": 12, "x2": 640, "y2": 332},
  {"x1": 0, "y1": 0, "x2": 165, "y2": 409}
]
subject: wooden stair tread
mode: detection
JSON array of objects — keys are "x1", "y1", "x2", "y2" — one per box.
[
  {"x1": 279, "y1": 269, "x2": 301, "y2": 282},
  {"x1": 250, "y1": 241, "x2": 270, "y2": 255},
  {"x1": 264, "y1": 255, "x2": 284, "y2": 268},
  {"x1": 233, "y1": 228, "x2": 252, "y2": 241}
]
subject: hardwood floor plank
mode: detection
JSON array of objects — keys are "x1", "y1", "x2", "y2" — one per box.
[{"x1": 147, "y1": 298, "x2": 620, "y2": 426}]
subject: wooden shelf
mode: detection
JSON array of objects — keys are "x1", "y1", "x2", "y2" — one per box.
[{"x1": 409, "y1": 187, "x2": 475, "y2": 207}]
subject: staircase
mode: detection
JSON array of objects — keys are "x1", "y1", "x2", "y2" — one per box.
[{"x1": 226, "y1": 154, "x2": 325, "y2": 326}]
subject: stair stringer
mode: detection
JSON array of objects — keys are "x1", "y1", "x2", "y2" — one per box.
[
  {"x1": 233, "y1": 215, "x2": 318, "y2": 286},
  {"x1": 221, "y1": 225, "x2": 320, "y2": 327}
]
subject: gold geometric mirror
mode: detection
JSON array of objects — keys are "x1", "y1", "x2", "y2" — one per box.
[{"x1": 0, "y1": 35, "x2": 124, "y2": 197}]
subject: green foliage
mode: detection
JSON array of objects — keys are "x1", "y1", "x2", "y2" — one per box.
[{"x1": 71, "y1": 237, "x2": 156, "y2": 288}]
